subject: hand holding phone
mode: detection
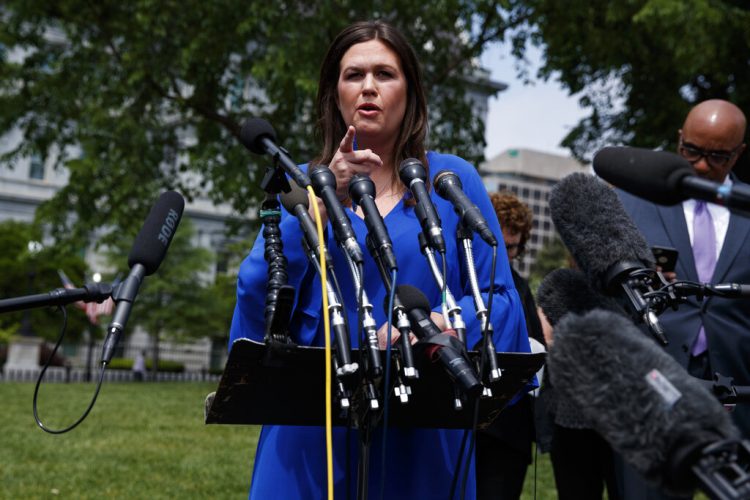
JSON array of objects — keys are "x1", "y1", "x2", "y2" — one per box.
[{"x1": 651, "y1": 245, "x2": 679, "y2": 273}]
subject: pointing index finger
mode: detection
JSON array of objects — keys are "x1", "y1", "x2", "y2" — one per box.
[{"x1": 339, "y1": 126, "x2": 356, "y2": 153}]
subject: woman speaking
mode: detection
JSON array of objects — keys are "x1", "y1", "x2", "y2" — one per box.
[{"x1": 229, "y1": 20, "x2": 530, "y2": 499}]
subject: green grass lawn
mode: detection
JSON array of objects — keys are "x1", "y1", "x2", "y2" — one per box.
[
  {"x1": 1, "y1": 382, "x2": 259, "y2": 499},
  {"x1": 0, "y1": 381, "x2": 559, "y2": 499}
]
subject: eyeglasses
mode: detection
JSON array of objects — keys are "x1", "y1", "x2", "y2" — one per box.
[{"x1": 678, "y1": 139, "x2": 743, "y2": 169}]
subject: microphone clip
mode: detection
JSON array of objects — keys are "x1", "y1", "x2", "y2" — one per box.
[
  {"x1": 605, "y1": 261, "x2": 672, "y2": 345},
  {"x1": 259, "y1": 161, "x2": 292, "y2": 195}
]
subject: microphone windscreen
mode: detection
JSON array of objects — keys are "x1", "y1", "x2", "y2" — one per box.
[
  {"x1": 593, "y1": 147, "x2": 694, "y2": 205},
  {"x1": 537, "y1": 268, "x2": 622, "y2": 327},
  {"x1": 128, "y1": 191, "x2": 185, "y2": 275},
  {"x1": 239, "y1": 118, "x2": 276, "y2": 155},
  {"x1": 392, "y1": 284, "x2": 431, "y2": 316},
  {"x1": 549, "y1": 309, "x2": 739, "y2": 494},
  {"x1": 279, "y1": 181, "x2": 309, "y2": 212},
  {"x1": 549, "y1": 173, "x2": 654, "y2": 289}
]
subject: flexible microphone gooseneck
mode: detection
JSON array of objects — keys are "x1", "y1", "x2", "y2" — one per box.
[{"x1": 101, "y1": 191, "x2": 185, "y2": 364}]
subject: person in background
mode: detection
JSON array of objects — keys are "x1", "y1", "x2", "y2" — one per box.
[
  {"x1": 617, "y1": 100, "x2": 749, "y2": 499},
  {"x1": 474, "y1": 192, "x2": 544, "y2": 499},
  {"x1": 132, "y1": 350, "x2": 146, "y2": 382}
]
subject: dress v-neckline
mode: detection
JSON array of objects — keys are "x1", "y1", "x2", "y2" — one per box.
[{"x1": 351, "y1": 194, "x2": 405, "y2": 222}]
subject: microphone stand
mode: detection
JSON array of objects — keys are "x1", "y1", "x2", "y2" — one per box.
[
  {"x1": 259, "y1": 162, "x2": 295, "y2": 345},
  {"x1": 339, "y1": 250, "x2": 383, "y2": 500},
  {"x1": 416, "y1": 232, "x2": 470, "y2": 409},
  {"x1": 456, "y1": 222, "x2": 502, "y2": 391},
  {"x1": 0, "y1": 282, "x2": 114, "y2": 314},
  {"x1": 417, "y1": 233, "x2": 467, "y2": 345},
  {"x1": 301, "y1": 238, "x2": 356, "y2": 413},
  {"x1": 365, "y1": 234, "x2": 416, "y2": 403}
]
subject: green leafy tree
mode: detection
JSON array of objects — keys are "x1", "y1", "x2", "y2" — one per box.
[
  {"x1": 103, "y1": 218, "x2": 233, "y2": 375},
  {"x1": 0, "y1": 220, "x2": 90, "y2": 344},
  {"x1": 528, "y1": 236, "x2": 570, "y2": 292},
  {"x1": 505, "y1": 0, "x2": 750, "y2": 179},
  {"x1": 0, "y1": 1, "x2": 530, "y2": 245}
]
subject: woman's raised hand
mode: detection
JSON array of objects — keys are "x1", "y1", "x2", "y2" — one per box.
[{"x1": 329, "y1": 126, "x2": 383, "y2": 199}]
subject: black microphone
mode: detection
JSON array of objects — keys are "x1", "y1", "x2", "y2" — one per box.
[
  {"x1": 348, "y1": 174, "x2": 398, "y2": 273},
  {"x1": 398, "y1": 158, "x2": 446, "y2": 253},
  {"x1": 0, "y1": 282, "x2": 113, "y2": 314},
  {"x1": 549, "y1": 173, "x2": 667, "y2": 343},
  {"x1": 549, "y1": 309, "x2": 748, "y2": 498},
  {"x1": 433, "y1": 170, "x2": 497, "y2": 247},
  {"x1": 396, "y1": 284, "x2": 482, "y2": 397},
  {"x1": 239, "y1": 118, "x2": 312, "y2": 189},
  {"x1": 101, "y1": 191, "x2": 185, "y2": 364},
  {"x1": 308, "y1": 165, "x2": 364, "y2": 265},
  {"x1": 279, "y1": 183, "x2": 331, "y2": 268},
  {"x1": 593, "y1": 146, "x2": 750, "y2": 214},
  {"x1": 280, "y1": 183, "x2": 356, "y2": 375}
]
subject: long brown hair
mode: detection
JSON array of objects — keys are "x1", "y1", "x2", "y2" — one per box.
[{"x1": 313, "y1": 21, "x2": 429, "y2": 194}]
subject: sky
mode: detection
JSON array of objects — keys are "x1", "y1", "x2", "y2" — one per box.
[{"x1": 481, "y1": 42, "x2": 588, "y2": 160}]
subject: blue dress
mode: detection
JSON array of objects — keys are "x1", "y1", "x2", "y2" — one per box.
[{"x1": 229, "y1": 151, "x2": 531, "y2": 499}]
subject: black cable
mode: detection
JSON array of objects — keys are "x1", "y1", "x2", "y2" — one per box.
[
  {"x1": 33, "y1": 306, "x2": 107, "y2": 434},
  {"x1": 533, "y1": 440, "x2": 538, "y2": 500},
  {"x1": 378, "y1": 269, "x2": 398, "y2": 500},
  {"x1": 461, "y1": 245, "x2": 498, "y2": 499},
  {"x1": 460, "y1": 400, "x2": 481, "y2": 500},
  {"x1": 449, "y1": 429, "x2": 470, "y2": 500}
]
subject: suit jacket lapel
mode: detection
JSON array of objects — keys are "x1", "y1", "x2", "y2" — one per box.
[
  {"x1": 655, "y1": 203, "x2": 698, "y2": 282},
  {"x1": 713, "y1": 211, "x2": 750, "y2": 283}
]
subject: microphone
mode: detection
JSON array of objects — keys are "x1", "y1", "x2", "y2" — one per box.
[
  {"x1": 239, "y1": 118, "x2": 312, "y2": 189},
  {"x1": 308, "y1": 165, "x2": 364, "y2": 265},
  {"x1": 549, "y1": 173, "x2": 668, "y2": 343},
  {"x1": 593, "y1": 146, "x2": 750, "y2": 214},
  {"x1": 0, "y1": 282, "x2": 113, "y2": 314},
  {"x1": 279, "y1": 183, "x2": 331, "y2": 268},
  {"x1": 279, "y1": 183, "x2": 357, "y2": 376},
  {"x1": 348, "y1": 174, "x2": 398, "y2": 273},
  {"x1": 433, "y1": 170, "x2": 497, "y2": 246},
  {"x1": 536, "y1": 267, "x2": 623, "y2": 327},
  {"x1": 101, "y1": 191, "x2": 185, "y2": 364},
  {"x1": 398, "y1": 158, "x2": 446, "y2": 253},
  {"x1": 549, "y1": 309, "x2": 748, "y2": 498},
  {"x1": 396, "y1": 284, "x2": 482, "y2": 397}
]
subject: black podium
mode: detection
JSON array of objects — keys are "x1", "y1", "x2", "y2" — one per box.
[{"x1": 205, "y1": 338, "x2": 546, "y2": 429}]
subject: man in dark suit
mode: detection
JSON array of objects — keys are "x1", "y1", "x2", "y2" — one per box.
[{"x1": 617, "y1": 99, "x2": 749, "y2": 498}]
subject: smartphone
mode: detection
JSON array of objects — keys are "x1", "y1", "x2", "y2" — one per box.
[{"x1": 651, "y1": 245, "x2": 679, "y2": 273}]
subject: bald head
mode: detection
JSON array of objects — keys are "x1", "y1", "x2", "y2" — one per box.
[{"x1": 679, "y1": 99, "x2": 747, "y2": 182}]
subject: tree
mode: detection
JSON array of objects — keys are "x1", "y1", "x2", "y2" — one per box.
[
  {"x1": 0, "y1": 220, "x2": 90, "y2": 344},
  {"x1": 0, "y1": 1, "x2": 530, "y2": 245},
  {"x1": 103, "y1": 218, "x2": 234, "y2": 376},
  {"x1": 528, "y1": 236, "x2": 570, "y2": 293},
  {"x1": 504, "y1": 0, "x2": 750, "y2": 180}
]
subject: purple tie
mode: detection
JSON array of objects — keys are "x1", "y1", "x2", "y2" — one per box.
[{"x1": 691, "y1": 201, "x2": 716, "y2": 356}]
